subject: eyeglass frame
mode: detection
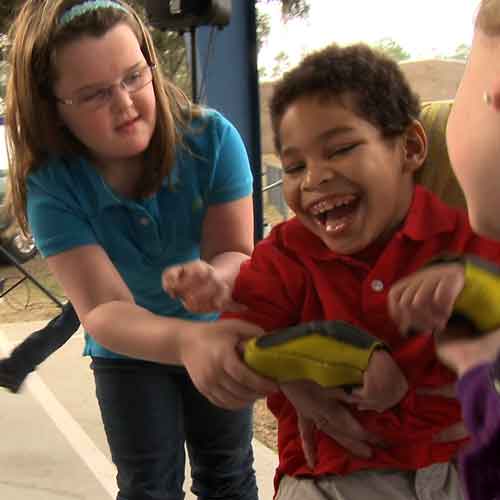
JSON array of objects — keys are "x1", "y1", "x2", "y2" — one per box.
[{"x1": 54, "y1": 63, "x2": 156, "y2": 110}]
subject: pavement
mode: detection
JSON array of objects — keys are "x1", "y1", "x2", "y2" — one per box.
[{"x1": 0, "y1": 321, "x2": 278, "y2": 500}]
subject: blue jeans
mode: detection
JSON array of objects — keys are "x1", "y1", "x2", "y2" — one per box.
[{"x1": 91, "y1": 358, "x2": 258, "y2": 500}]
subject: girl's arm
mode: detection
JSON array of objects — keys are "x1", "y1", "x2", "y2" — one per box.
[
  {"x1": 162, "y1": 195, "x2": 254, "y2": 313},
  {"x1": 46, "y1": 242, "x2": 276, "y2": 409},
  {"x1": 201, "y1": 195, "x2": 254, "y2": 286},
  {"x1": 45, "y1": 244, "x2": 189, "y2": 363}
]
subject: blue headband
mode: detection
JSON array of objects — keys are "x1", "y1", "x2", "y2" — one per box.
[{"x1": 59, "y1": 0, "x2": 129, "y2": 26}]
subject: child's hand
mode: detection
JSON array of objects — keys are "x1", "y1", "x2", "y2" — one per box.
[
  {"x1": 434, "y1": 322, "x2": 500, "y2": 377},
  {"x1": 180, "y1": 319, "x2": 278, "y2": 410},
  {"x1": 281, "y1": 380, "x2": 386, "y2": 466},
  {"x1": 388, "y1": 263, "x2": 465, "y2": 335},
  {"x1": 350, "y1": 349, "x2": 408, "y2": 412},
  {"x1": 162, "y1": 260, "x2": 246, "y2": 313}
]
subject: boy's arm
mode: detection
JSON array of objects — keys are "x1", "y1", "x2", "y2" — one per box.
[
  {"x1": 389, "y1": 254, "x2": 500, "y2": 341},
  {"x1": 244, "y1": 320, "x2": 408, "y2": 413},
  {"x1": 452, "y1": 256, "x2": 500, "y2": 332},
  {"x1": 243, "y1": 320, "x2": 386, "y2": 388}
]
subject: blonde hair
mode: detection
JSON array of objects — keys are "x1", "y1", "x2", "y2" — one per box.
[
  {"x1": 476, "y1": 0, "x2": 500, "y2": 36},
  {"x1": 5, "y1": 0, "x2": 200, "y2": 233}
]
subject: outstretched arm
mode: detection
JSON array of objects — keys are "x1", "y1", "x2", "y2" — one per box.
[
  {"x1": 162, "y1": 196, "x2": 253, "y2": 313},
  {"x1": 45, "y1": 195, "x2": 277, "y2": 410}
]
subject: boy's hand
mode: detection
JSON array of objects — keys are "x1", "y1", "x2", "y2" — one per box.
[
  {"x1": 281, "y1": 380, "x2": 387, "y2": 467},
  {"x1": 162, "y1": 260, "x2": 246, "y2": 313},
  {"x1": 388, "y1": 263, "x2": 465, "y2": 335},
  {"x1": 350, "y1": 349, "x2": 408, "y2": 412},
  {"x1": 180, "y1": 319, "x2": 278, "y2": 410}
]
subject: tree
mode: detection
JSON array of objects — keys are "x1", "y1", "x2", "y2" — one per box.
[
  {"x1": 0, "y1": 0, "x2": 17, "y2": 33},
  {"x1": 279, "y1": 0, "x2": 310, "y2": 20},
  {"x1": 372, "y1": 37, "x2": 411, "y2": 62},
  {"x1": 449, "y1": 43, "x2": 470, "y2": 61},
  {"x1": 271, "y1": 50, "x2": 291, "y2": 79},
  {"x1": 256, "y1": 0, "x2": 310, "y2": 79},
  {"x1": 256, "y1": 0, "x2": 310, "y2": 49},
  {"x1": 256, "y1": 9, "x2": 272, "y2": 53}
]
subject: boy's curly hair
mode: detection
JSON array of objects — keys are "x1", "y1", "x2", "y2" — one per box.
[{"x1": 269, "y1": 43, "x2": 421, "y2": 152}]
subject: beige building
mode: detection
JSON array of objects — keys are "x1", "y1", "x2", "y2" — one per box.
[{"x1": 399, "y1": 59, "x2": 465, "y2": 103}]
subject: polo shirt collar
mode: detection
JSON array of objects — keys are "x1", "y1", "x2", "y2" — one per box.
[
  {"x1": 401, "y1": 185, "x2": 456, "y2": 241},
  {"x1": 282, "y1": 185, "x2": 457, "y2": 262},
  {"x1": 79, "y1": 157, "x2": 173, "y2": 212}
]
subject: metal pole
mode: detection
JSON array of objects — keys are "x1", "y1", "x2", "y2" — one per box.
[
  {"x1": 190, "y1": 26, "x2": 198, "y2": 103},
  {"x1": 0, "y1": 246, "x2": 64, "y2": 308}
]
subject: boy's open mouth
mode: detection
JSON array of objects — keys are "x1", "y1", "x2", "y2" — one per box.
[{"x1": 309, "y1": 194, "x2": 360, "y2": 234}]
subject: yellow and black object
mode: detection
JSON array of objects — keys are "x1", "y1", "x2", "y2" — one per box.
[
  {"x1": 453, "y1": 256, "x2": 500, "y2": 332},
  {"x1": 243, "y1": 320, "x2": 385, "y2": 388}
]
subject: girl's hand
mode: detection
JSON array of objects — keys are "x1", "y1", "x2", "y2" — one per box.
[
  {"x1": 281, "y1": 380, "x2": 387, "y2": 467},
  {"x1": 180, "y1": 319, "x2": 278, "y2": 410},
  {"x1": 388, "y1": 263, "x2": 465, "y2": 335},
  {"x1": 349, "y1": 349, "x2": 408, "y2": 412},
  {"x1": 162, "y1": 260, "x2": 246, "y2": 313}
]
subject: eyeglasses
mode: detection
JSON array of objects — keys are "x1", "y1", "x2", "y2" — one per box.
[{"x1": 55, "y1": 64, "x2": 156, "y2": 111}]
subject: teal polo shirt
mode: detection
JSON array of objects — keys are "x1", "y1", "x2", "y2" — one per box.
[{"x1": 27, "y1": 109, "x2": 253, "y2": 358}]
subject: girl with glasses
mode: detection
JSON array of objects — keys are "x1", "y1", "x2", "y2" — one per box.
[{"x1": 4, "y1": 1, "x2": 276, "y2": 499}]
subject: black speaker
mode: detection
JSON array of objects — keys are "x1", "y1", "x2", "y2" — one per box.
[{"x1": 144, "y1": 0, "x2": 231, "y2": 31}]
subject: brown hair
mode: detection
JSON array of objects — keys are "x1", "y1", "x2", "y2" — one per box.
[
  {"x1": 476, "y1": 0, "x2": 500, "y2": 36},
  {"x1": 5, "y1": 0, "x2": 200, "y2": 233},
  {"x1": 269, "y1": 43, "x2": 420, "y2": 153}
]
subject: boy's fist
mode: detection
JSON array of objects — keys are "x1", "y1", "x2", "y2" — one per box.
[{"x1": 388, "y1": 262, "x2": 465, "y2": 335}]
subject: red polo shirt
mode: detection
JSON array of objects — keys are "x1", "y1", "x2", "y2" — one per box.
[{"x1": 228, "y1": 186, "x2": 500, "y2": 488}]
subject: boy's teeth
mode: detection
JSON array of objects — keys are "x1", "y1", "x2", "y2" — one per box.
[
  {"x1": 326, "y1": 219, "x2": 344, "y2": 232},
  {"x1": 310, "y1": 195, "x2": 356, "y2": 215}
]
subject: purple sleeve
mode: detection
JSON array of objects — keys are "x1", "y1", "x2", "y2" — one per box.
[
  {"x1": 456, "y1": 355, "x2": 500, "y2": 500},
  {"x1": 457, "y1": 358, "x2": 500, "y2": 433}
]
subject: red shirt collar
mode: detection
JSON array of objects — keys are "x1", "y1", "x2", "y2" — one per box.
[{"x1": 279, "y1": 185, "x2": 459, "y2": 262}]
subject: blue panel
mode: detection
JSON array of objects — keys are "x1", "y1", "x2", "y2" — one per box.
[{"x1": 196, "y1": 2, "x2": 264, "y2": 241}]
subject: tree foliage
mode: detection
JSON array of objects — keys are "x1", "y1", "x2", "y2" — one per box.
[
  {"x1": 256, "y1": 9, "x2": 272, "y2": 54},
  {"x1": 256, "y1": 0, "x2": 310, "y2": 78},
  {"x1": 449, "y1": 43, "x2": 470, "y2": 61},
  {"x1": 0, "y1": 0, "x2": 17, "y2": 33},
  {"x1": 271, "y1": 50, "x2": 291, "y2": 79},
  {"x1": 279, "y1": 0, "x2": 310, "y2": 20},
  {"x1": 372, "y1": 37, "x2": 411, "y2": 62},
  {"x1": 257, "y1": 0, "x2": 310, "y2": 46}
]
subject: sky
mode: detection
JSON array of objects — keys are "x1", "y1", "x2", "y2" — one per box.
[{"x1": 258, "y1": 0, "x2": 480, "y2": 73}]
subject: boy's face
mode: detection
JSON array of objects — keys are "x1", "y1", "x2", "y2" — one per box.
[
  {"x1": 278, "y1": 95, "x2": 424, "y2": 254},
  {"x1": 447, "y1": 29, "x2": 500, "y2": 240}
]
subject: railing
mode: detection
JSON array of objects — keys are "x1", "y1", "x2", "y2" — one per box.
[{"x1": 262, "y1": 179, "x2": 283, "y2": 193}]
